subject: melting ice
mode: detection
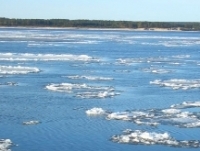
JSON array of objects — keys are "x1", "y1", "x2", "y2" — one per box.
[
  {"x1": 46, "y1": 83, "x2": 119, "y2": 99},
  {"x1": 150, "y1": 79, "x2": 200, "y2": 90},
  {"x1": 23, "y1": 120, "x2": 40, "y2": 125},
  {"x1": 0, "y1": 53, "x2": 99, "y2": 62},
  {"x1": 112, "y1": 130, "x2": 200, "y2": 148},
  {"x1": 0, "y1": 65, "x2": 40, "y2": 74},
  {"x1": 87, "y1": 101, "x2": 200, "y2": 147},
  {"x1": 86, "y1": 108, "x2": 106, "y2": 115},
  {"x1": 0, "y1": 139, "x2": 12, "y2": 151},
  {"x1": 66, "y1": 75, "x2": 113, "y2": 81}
]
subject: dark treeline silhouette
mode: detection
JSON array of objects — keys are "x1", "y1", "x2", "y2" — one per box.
[{"x1": 0, "y1": 17, "x2": 200, "y2": 31}]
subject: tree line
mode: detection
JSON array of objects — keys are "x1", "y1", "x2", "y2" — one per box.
[{"x1": 0, "y1": 17, "x2": 200, "y2": 31}]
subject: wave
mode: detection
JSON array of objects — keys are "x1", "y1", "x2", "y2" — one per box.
[
  {"x1": 0, "y1": 66, "x2": 40, "y2": 74},
  {"x1": 111, "y1": 129, "x2": 200, "y2": 148},
  {"x1": 0, "y1": 53, "x2": 99, "y2": 62},
  {"x1": 150, "y1": 79, "x2": 200, "y2": 90},
  {"x1": 46, "y1": 83, "x2": 119, "y2": 99},
  {"x1": 0, "y1": 139, "x2": 13, "y2": 151}
]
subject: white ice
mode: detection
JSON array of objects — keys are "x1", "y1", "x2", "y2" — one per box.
[
  {"x1": 150, "y1": 79, "x2": 200, "y2": 90},
  {"x1": 23, "y1": 120, "x2": 40, "y2": 125},
  {"x1": 0, "y1": 139, "x2": 12, "y2": 151},
  {"x1": 46, "y1": 83, "x2": 119, "y2": 99},
  {"x1": 111, "y1": 130, "x2": 200, "y2": 148},
  {"x1": 95, "y1": 101, "x2": 200, "y2": 128},
  {"x1": 143, "y1": 68, "x2": 171, "y2": 74},
  {"x1": 66, "y1": 75, "x2": 113, "y2": 81},
  {"x1": 171, "y1": 101, "x2": 200, "y2": 109},
  {"x1": 0, "y1": 53, "x2": 99, "y2": 62},
  {"x1": 86, "y1": 108, "x2": 106, "y2": 115},
  {"x1": 0, "y1": 66, "x2": 40, "y2": 74}
]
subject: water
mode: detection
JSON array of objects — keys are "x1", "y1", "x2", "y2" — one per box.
[{"x1": 0, "y1": 27, "x2": 200, "y2": 151}]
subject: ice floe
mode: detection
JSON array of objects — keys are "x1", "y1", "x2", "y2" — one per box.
[
  {"x1": 0, "y1": 139, "x2": 12, "y2": 151},
  {"x1": 86, "y1": 108, "x2": 106, "y2": 115},
  {"x1": 23, "y1": 120, "x2": 40, "y2": 125},
  {"x1": 46, "y1": 83, "x2": 119, "y2": 99},
  {"x1": 87, "y1": 101, "x2": 200, "y2": 128},
  {"x1": 107, "y1": 111, "x2": 153, "y2": 121},
  {"x1": 76, "y1": 91, "x2": 118, "y2": 99},
  {"x1": 142, "y1": 68, "x2": 171, "y2": 74},
  {"x1": 111, "y1": 130, "x2": 200, "y2": 148},
  {"x1": 116, "y1": 56, "x2": 178, "y2": 66},
  {"x1": 87, "y1": 101, "x2": 200, "y2": 147},
  {"x1": 0, "y1": 66, "x2": 40, "y2": 74},
  {"x1": 150, "y1": 79, "x2": 200, "y2": 90},
  {"x1": 0, "y1": 82, "x2": 17, "y2": 86},
  {"x1": 172, "y1": 55, "x2": 190, "y2": 59},
  {"x1": 66, "y1": 75, "x2": 113, "y2": 81},
  {"x1": 106, "y1": 108, "x2": 200, "y2": 128},
  {"x1": 171, "y1": 101, "x2": 200, "y2": 109},
  {"x1": 0, "y1": 53, "x2": 99, "y2": 62}
]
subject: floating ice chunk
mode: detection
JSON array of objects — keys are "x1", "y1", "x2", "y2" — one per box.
[
  {"x1": 172, "y1": 55, "x2": 190, "y2": 59},
  {"x1": 162, "y1": 109, "x2": 181, "y2": 114},
  {"x1": 0, "y1": 139, "x2": 12, "y2": 151},
  {"x1": 150, "y1": 79, "x2": 200, "y2": 90},
  {"x1": 143, "y1": 68, "x2": 171, "y2": 74},
  {"x1": 111, "y1": 130, "x2": 200, "y2": 148},
  {"x1": 183, "y1": 121, "x2": 200, "y2": 128},
  {"x1": 0, "y1": 82, "x2": 17, "y2": 87},
  {"x1": 76, "y1": 91, "x2": 119, "y2": 99},
  {"x1": 0, "y1": 53, "x2": 99, "y2": 62},
  {"x1": 169, "y1": 62, "x2": 181, "y2": 65},
  {"x1": 86, "y1": 108, "x2": 106, "y2": 115},
  {"x1": 107, "y1": 112, "x2": 131, "y2": 121},
  {"x1": 103, "y1": 104, "x2": 200, "y2": 128},
  {"x1": 107, "y1": 111, "x2": 153, "y2": 121},
  {"x1": 46, "y1": 83, "x2": 119, "y2": 99},
  {"x1": 23, "y1": 120, "x2": 40, "y2": 125},
  {"x1": 134, "y1": 119, "x2": 159, "y2": 126},
  {"x1": 0, "y1": 66, "x2": 40, "y2": 74},
  {"x1": 46, "y1": 83, "x2": 87, "y2": 92},
  {"x1": 66, "y1": 75, "x2": 113, "y2": 81},
  {"x1": 171, "y1": 101, "x2": 200, "y2": 109}
]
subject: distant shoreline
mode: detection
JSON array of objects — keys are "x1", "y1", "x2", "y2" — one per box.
[
  {"x1": 0, "y1": 18, "x2": 200, "y2": 31},
  {"x1": 0, "y1": 26, "x2": 193, "y2": 32}
]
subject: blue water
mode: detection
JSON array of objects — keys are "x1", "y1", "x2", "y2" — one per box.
[{"x1": 0, "y1": 27, "x2": 200, "y2": 151}]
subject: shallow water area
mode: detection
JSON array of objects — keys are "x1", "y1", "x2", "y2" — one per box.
[{"x1": 0, "y1": 27, "x2": 200, "y2": 151}]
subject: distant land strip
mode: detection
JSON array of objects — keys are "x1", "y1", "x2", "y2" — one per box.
[{"x1": 0, "y1": 17, "x2": 200, "y2": 31}]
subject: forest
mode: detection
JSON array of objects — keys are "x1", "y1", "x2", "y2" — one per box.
[{"x1": 0, "y1": 17, "x2": 200, "y2": 31}]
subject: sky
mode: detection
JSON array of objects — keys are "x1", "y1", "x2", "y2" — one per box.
[{"x1": 0, "y1": 0, "x2": 200, "y2": 22}]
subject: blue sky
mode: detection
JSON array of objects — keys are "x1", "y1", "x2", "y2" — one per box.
[{"x1": 0, "y1": 0, "x2": 200, "y2": 22}]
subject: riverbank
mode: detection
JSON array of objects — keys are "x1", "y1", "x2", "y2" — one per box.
[{"x1": 0, "y1": 26, "x2": 186, "y2": 32}]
